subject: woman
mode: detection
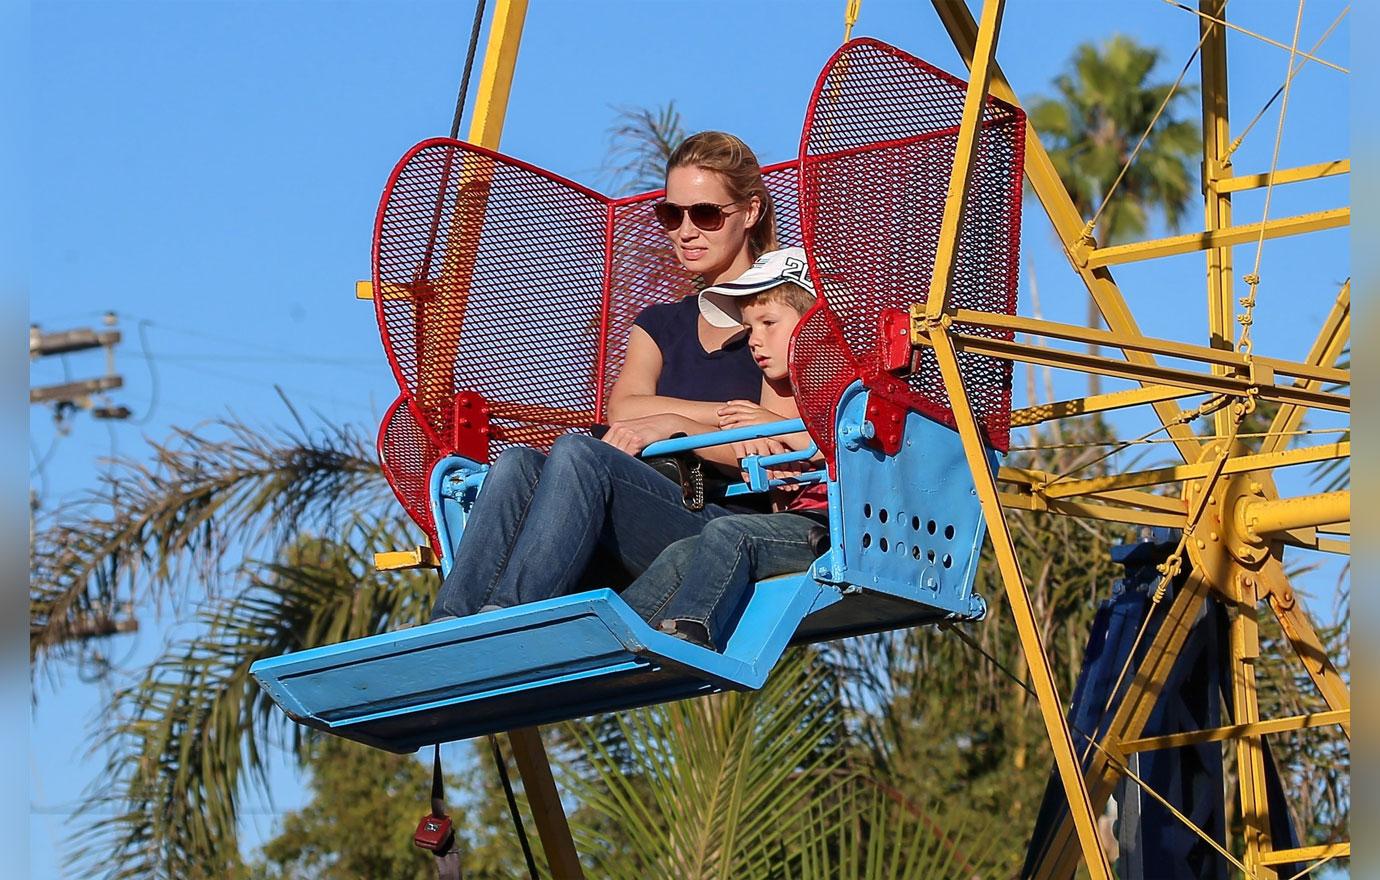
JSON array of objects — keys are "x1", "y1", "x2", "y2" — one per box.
[{"x1": 430, "y1": 131, "x2": 780, "y2": 619}]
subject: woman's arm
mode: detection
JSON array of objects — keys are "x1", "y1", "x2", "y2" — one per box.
[{"x1": 606, "y1": 327, "x2": 725, "y2": 425}]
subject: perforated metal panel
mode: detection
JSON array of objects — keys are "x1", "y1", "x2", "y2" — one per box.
[
  {"x1": 372, "y1": 144, "x2": 806, "y2": 543},
  {"x1": 798, "y1": 38, "x2": 1025, "y2": 451},
  {"x1": 377, "y1": 394, "x2": 443, "y2": 550}
]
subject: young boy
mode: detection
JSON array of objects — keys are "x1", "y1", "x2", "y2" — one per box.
[{"x1": 618, "y1": 247, "x2": 827, "y2": 651}]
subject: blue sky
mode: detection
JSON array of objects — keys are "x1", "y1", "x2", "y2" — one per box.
[{"x1": 28, "y1": 1, "x2": 1350, "y2": 876}]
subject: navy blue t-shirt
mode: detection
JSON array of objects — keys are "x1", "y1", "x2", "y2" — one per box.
[{"x1": 632, "y1": 296, "x2": 762, "y2": 403}]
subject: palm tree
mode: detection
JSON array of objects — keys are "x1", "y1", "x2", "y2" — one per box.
[{"x1": 1029, "y1": 35, "x2": 1198, "y2": 394}]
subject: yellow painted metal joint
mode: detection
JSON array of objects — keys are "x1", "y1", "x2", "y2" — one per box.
[{"x1": 375, "y1": 545, "x2": 440, "y2": 571}]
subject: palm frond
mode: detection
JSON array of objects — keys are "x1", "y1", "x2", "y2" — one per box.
[
  {"x1": 30, "y1": 416, "x2": 392, "y2": 669},
  {"x1": 73, "y1": 522, "x2": 435, "y2": 880},
  {"x1": 561, "y1": 648, "x2": 854, "y2": 879},
  {"x1": 603, "y1": 101, "x2": 687, "y2": 193}
]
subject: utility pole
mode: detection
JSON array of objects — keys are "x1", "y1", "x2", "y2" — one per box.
[
  {"x1": 29, "y1": 311, "x2": 138, "y2": 645},
  {"x1": 29, "y1": 311, "x2": 131, "y2": 421}
]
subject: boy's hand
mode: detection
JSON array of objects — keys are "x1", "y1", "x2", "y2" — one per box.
[
  {"x1": 717, "y1": 400, "x2": 784, "y2": 429},
  {"x1": 732, "y1": 437, "x2": 790, "y2": 481}
]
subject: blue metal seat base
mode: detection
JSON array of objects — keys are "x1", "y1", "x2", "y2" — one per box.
[{"x1": 251, "y1": 576, "x2": 828, "y2": 753}]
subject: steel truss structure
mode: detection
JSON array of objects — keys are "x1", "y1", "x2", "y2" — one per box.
[{"x1": 428, "y1": 1, "x2": 1351, "y2": 876}]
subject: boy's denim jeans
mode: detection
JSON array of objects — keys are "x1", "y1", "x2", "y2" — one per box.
[
  {"x1": 618, "y1": 512, "x2": 824, "y2": 650},
  {"x1": 429, "y1": 434, "x2": 733, "y2": 619}
]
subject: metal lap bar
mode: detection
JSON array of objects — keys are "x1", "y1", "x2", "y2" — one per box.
[{"x1": 639, "y1": 419, "x2": 807, "y2": 457}]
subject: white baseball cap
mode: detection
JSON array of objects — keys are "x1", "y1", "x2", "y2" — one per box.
[{"x1": 697, "y1": 246, "x2": 817, "y2": 328}]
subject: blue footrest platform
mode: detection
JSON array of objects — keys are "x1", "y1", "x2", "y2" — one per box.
[{"x1": 251, "y1": 579, "x2": 825, "y2": 753}]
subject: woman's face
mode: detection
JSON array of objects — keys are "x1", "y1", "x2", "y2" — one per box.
[{"x1": 663, "y1": 165, "x2": 759, "y2": 284}]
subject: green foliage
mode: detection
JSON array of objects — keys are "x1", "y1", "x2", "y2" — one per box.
[
  {"x1": 603, "y1": 101, "x2": 686, "y2": 192},
  {"x1": 560, "y1": 648, "x2": 850, "y2": 878},
  {"x1": 1030, "y1": 35, "x2": 1198, "y2": 245},
  {"x1": 78, "y1": 532, "x2": 436, "y2": 879},
  {"x1": 250, "y1": 737, "x2": 441, "y2": 880}
]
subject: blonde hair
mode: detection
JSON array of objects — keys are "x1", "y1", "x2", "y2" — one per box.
[
  {"x1": 667, "y1": 131, "x2": 779, "y2": 257},
  {"x1": 740, "y1": 281, "x2": 816, "y2": 318}
]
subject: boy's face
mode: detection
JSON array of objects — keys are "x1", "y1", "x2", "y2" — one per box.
[{"x1": 741, "y1": 299, "x2": 803, "y2": 382}]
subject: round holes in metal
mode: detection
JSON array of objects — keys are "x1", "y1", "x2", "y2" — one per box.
[
  {"x1": 942, "y1": 553, "x2": 953, "y2": 568},
  {"x1": 944, "y1": 524, "x2": 955, "y2": 540}
]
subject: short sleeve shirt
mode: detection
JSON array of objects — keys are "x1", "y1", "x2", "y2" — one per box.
[{"x1": 632, "y1": 296, "x2": 762, "y2": 403}]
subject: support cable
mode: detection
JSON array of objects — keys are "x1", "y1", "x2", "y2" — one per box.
[
  {"x1": 450, "y1": 0, "x2": 490, "y2": 140},
  {"x1": 1238, "y1": 0, "x2": 1308, "y2": 360},
  {"x1": 1158, "y1": 0, "x2": 1347, "y2": 73},
  {"x1": 488, "y1": 734, "x2": 541, "y2": 879},
  {"x1": 1043, "y1": 394, "x2": 1229, "y2": 488},
  {"x1": 842, "y1": 0, "x2": 862, "y2": 42},
  {"x1": 1284, "y1": 853, "x2": 1341, "y2": 880},
  {"x1": 1008, "y1": 426, "x2": 1347, "y2": 452},
  {"x1": 1080, "y1": 400, "x2": 1247, "y2": 762},
  {"x1": 942, "y1": 621, "x2": 1256, "y2": 877},
  {"x1": 1083, "y1": 18, "x2": 1214, "y2": 239},
  {"x1": 1223, "y1": 4, "x2": 1349, "y2": 160}
]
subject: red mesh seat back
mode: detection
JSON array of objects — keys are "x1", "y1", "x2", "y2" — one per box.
[
  {"x1": 374, "y1": 139, "x2": 611, "y2": 459},
  {"x1": 795, "y1": 38, "x2": 1025, "y2": 453},
  {"x1": 371, "y1": 140, "x2": 804, "y2": 546},
  {"x1": 378, "y1": 394, "x2": 445, "y2": 547}
]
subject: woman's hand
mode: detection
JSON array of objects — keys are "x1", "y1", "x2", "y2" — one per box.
[
  {"x1": 602, "y1": 413, "x2": 691, "y2": 456},
  {"x1": 717, "y1": 400, "x2": 787, "y2": 430}
]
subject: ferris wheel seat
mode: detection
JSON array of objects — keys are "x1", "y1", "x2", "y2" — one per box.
[{"x1": 250, "y1": 577, "x2": 831, "y2": 753}]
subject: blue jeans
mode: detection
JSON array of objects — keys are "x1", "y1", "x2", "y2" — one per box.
[
  {"x1": 430, "y1": 434, "x2": 733, "y2": 619},
  {"x1": 618, "y1": 513, "x2": 824, "y2": 651}
]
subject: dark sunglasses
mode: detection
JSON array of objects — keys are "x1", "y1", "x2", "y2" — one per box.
[{"x1": 652, "y1": 200, "x2": 744, "y2": 232}]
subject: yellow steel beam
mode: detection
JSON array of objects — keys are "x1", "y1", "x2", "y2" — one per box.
[
  {"x1": 998, "y1": 492, "x2": 1187, "y2": 529},
  {"x1": 1120, "y1": 708, "x2": 1349, "y2": 753},
  {"x1": 1199, "y1": 1, "x2": 1235, "y2": 439},
  {"x1": 1230, "y1": 580, "x2": 1275, "y2": 877},
  {"x1": 374, "y1": 545, "x2": 440, "y2": 571},
  {"x1": 931, "y1": 0, "x2": 1204, "y2": 467},
  {"x1": 1262, "y1": 280, "x2": 1350, "y2": 454},
  {"x1": 1259, "y1": 557, "x2": 1351, "y2": 738},
  {"x1": 1316, "y1": 537, "x2": 1350, "y2": 555},
  {"x1": 933, "y1": 329, "x2": 1350, "y2": 414},
  {"x1": 1081, "y1": 207, "x2": 1349, "y2": 269},
  {"x1": 943, "y1": 308, "x2": 1350, "y2": 385},
  {"x1": 467, "y1": 0, "x2": 529, "y2": 149},
  {"x1": 1214, "y1": 158, "x2": 1349, "y2": 193},
  {"x1": 1034, "y1": 572, "x2": 1214, "y2": 879},
  {"x1": 1009, "y1": 384, "x2": 1201, "y2": 428},
  {"x1": 925, "y1": 4, "x2": 1109, "y2": 876},
  {"x1": 921, "y1": 0, "x2": 1001, "y2": 320},
  {"x1": 507, "y1": 727, "x2": 587, "y2": 878},
  {"x1": 1086, "y1": 488, "x2": 1186, "y2": 515},
  {"x1": 1259, "y1": 842, "x2": 1350, "y2": 867},
  {"x1": 1039, "y1": 440, "x2": 1350, "y2": 499}
]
